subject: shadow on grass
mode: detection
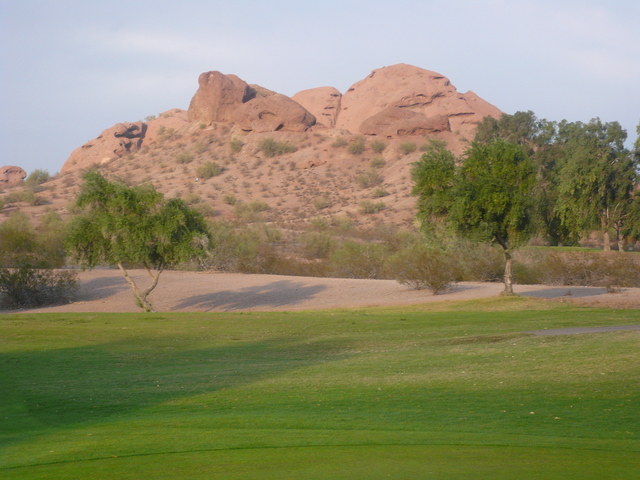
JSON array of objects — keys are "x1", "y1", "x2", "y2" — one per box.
[
  {"x1": 173, "y1": 279, "x2": 328, "y2": 311},
  {"x1": 1, "y1": 334, "x2": 351, "y2": 447},
  {"x1": 519, "y1": 286, "x2": 609, "y2": 299}
]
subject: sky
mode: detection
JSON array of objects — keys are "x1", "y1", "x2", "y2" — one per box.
[{"x1": 1, "y1": 0, "x2": 639, "y2": 175}]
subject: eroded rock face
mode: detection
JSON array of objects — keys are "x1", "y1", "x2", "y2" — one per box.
[
  {"x1": 233, "y1": 94, "x2": 316, "y2": 133},
  {"x1": 188, "y1": 71, "x2": 256, "y2": 124},
  {"x1": 360, "y1": 107, "x2": 450, "y2": 137},
  {"x1": 0, "y1": 166, "x2": 27, "y2": 185},
  {"x1": 335, "y1": 63, "x2": 502, "y2": 138},
  {"x1": 292, "y1": 87, "x2": 342, "y2": 128},
  {"x1": 61, "y1": 121, "x2": 147, "y2": 173}
]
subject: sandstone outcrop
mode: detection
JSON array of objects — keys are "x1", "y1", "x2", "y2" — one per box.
[
  {"x1": 0, "y1": 166, "x2": 27, "y2": 185},
  {"x1": 360, "y1": 107, "x2": 450, "y2": 137},
  {"x1": 62, "y1": 121, "x2": 146, "y2": 173},
  {"x1": 292, "y1": 87, "x2": 342, "y2": 128},
  {"x1": 188, "y1": 71, "x2": 256, "y2": 124},
  {"x1": 233, "y1": 94, "x2": 316, "y2": 133},
  {"x1": 335, "y1": 63, "x2": 501, "y2": 139}
]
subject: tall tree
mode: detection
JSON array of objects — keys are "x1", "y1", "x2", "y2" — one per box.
[
  {"x1": 413, "y1": 139, "x2": 536, "y2": 295},
  {"x1": 66, "y1": 171, "x2": 210, "y2": 311}
]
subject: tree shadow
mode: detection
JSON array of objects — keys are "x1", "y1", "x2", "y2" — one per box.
[
  {"x1": 519, "y1": 286, "x2": 610, "y2": 299},
  {"x1": 1, "y1": 334, "x2": 352, "y2": 449},
  {"x1": 173, "y1": 279, "x2": 328, "y2": 311},
  {"x1": 77, "y1": 275, "x2": 128, "y2": 301}
]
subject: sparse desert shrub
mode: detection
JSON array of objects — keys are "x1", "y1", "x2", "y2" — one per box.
[
  {"x1": 196, "y1": 161, "x2": 222, "y2": 179},
  {"x1": 313, "y1": 196, "x2": 332, "y2": 210},
  {"x1": 223, "y1": 194, "x2": 237, "y2": 205},
  {"x1": 454, "y1": 242, "x2": 505, "y2": 282},
  {"x1": 356, "y1": 170, "x2": 384, "y2": 189},
  {"x1": 258, "y1": 137, "x2": 298, "y2": 157},
  {"x1": 0, "y1": 265, "x2": 78, "y2": 308},
  {"x1": 370, "y1": 140, "x2": 387, "y2": 154},
  {"x1": 175, "y1": 151, "x2": 194, "y2": 164},
  {"x1": 309, "y1": 216, "x2": 330, "y2": 230},
  {"x1": 229, "y1": 138, "x2": 244, "y2": 153},
  {"x1": 331, "y1": 215, "x2": 354, "y2": 231},
  {"x1": 386, "y1": 244, "x2": 457, "y2": 294},
  {"x1": 331, "y1": 136, "x2": 348, "y2": 148},
  {"x1": 370, "y1": 156, "x2": 386, "y2": 168},
  {"x1": 25, "y1": 169, "x2": 50, "y2": 188},
  {"x1": 183, "y1": 193, "x2": 202, "y2": 205},
  {"x1": 347, "y1": 136, "x2": 366, "y2": 155},
  {"x1": 359, "y1": 200, "x2": 386, "y2": 214},
  {"x1": 301, "y1": 231, "x2": 334, "y2": 259},
  {"x1": 371, "y1": 187, "x2": 389, "y2": 198},
  {"x1": 234, "y1": 200, "x2": 271, "y2": 222},
  {"x1": 329, "y1": 241, "x2": 388, "y2": 279},
  {"x1": 193, "y1": 142, "x2": 208, "y2": 154},
  {"x1": 399, "y1": 141, "x2": 417, "y2": 155}
]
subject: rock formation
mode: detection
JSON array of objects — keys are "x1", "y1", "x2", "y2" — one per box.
[
  {"x1": 335, "y1": 63, "x2": 501, "y2": 139},
  {"x1": 292, "y1": 87, "x2": 342, "y2": 128},
  {"x1": 0, "y1": 166, "x2": 27, "y2": 185},
  {"x1": 360, "y1": 107, "x2": 450, "y2": 137},
  {"x1": 188, "y1": 71, "x2": 256, "y2": 124},
  {"x1": 62, "y1": 122, "x2": 147, "y2": 173},
  {"x1": 233, "y1": 93, "x2": 316, "y2": 133}
]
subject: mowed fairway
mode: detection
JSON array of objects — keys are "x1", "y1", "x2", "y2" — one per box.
[{"x1": 1, "y1": 297, "x2": 638, "y2": 479}]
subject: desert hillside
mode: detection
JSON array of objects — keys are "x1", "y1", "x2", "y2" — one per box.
[{"x1": 1, "y1": 64, "x2": 501, "y2": 228}]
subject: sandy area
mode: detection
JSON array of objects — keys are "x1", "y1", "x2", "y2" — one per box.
[{"x1": 8, "y1": 269, "x2": 640, "y2": 314}]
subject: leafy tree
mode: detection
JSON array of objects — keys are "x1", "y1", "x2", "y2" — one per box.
[
  {"x1": 66, "y1": 171, "x2": 210, "y2": 311},
  {"x1": 553, "y1": 119, "x2": 637, "y2": 251},
  {"x1": 413, "y1": 139, "x2": 536, "y2": 294}
]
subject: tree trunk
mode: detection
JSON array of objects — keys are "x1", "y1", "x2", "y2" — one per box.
[
  {"x1": 117, "y1": 263, "x2": 160, "y2": 312},
  {"x1": 495, "y1": 235, "x2": 514, "y2": 295},
  {"x1": 603, "y1": 230, "x2": 611, "y2": 252}
]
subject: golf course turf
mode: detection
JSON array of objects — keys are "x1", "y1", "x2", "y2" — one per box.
[{"x1": 1, "y1": 297, "x2": 638, "y2": 478}]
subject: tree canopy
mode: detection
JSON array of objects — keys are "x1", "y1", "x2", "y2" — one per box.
[
  {"x1": 413, "y1": 139, "x2": 536, "y2": 294},
  {"x1": 66, "y1": 171, "x2": 210, "y2": 311}
]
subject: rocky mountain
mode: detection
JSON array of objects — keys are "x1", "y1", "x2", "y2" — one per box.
[{"x1": 6, "y1": 64, "x2": 502, "y2": 228}]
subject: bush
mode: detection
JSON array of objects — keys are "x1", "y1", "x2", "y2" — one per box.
[
  {"x1": 196, "y1": 161, "x2": 222, "y2": 179},
  {"x1": 371, "y1": 187, "x2": 389, "y2": 198},
  {"x1": 0, "y1": 266, "x2": 78, "y2": 308},
  {"x1": 175, "y1": 151, "x2": 194, "y2": 164},
  {"x1": 386, "y1": 245, "x2": 457, "y2": 294},
  {"x1": 359, "y1": 200, "x2": 386, "y2": 214},
  {"x1": 223, "y1": 194, "x2": 237, "y2": 205},
  {"x1": 370, "y1": 156, "x2": 386, "y2": 168},
  {"x1": 347, "y1": 136, "x2": 366, "y2": 155},
  {"x1": 329, "y1": 241, "x2": 388, "y2": 279},
  {"x1": 25, "y1": 169, "x2": 50, "y2": 188},
  {"x1": 258, "y1": 137, "x2": 298, "y2": 157},
  {"x1": 399, "y1": 141, "x2": 417, "y2": 155},
  {"x1": 370, "y1": 140, "x2": 387, "y2": 154},
  {"x1": 356, "y1": 170, "x2": 383, "y2": 189},
  {"x1": 331, "y1": 137, "x2": 348, "y2": 148},
  {"x1": 234, "y1": 200, "x2": 271, "y2": 222},
  {"x1": 301, "y1": 231, "x2": 334, "y2": 259},
  {"x1": 312, "y1": 196, "x2": 332, "y2": 210},
  {"x1": 229, "y1": 138, "x2": 244, "y2": 153}
]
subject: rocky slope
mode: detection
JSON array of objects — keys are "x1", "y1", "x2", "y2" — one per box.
[{"x1": 4, "y1": 64, "x2": 502, "y2": 228}]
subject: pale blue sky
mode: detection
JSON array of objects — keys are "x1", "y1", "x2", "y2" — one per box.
[{"x1": 1, "y1": 0, "x2": 639, "y2": 174}]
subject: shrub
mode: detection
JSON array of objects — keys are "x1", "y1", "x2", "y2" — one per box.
[
  {"x1": 356, "y1": 170, "x2": 384, "y2": 189},
  {"x1": 196, "y1": 161, "x2": 222, "y2": 179},
  {"x1": 386, "y1": 245, "x2": 457, "y2": 294},
  {"x1": 258, "y1": 137, "x2": 298, "y2": 157},
  {"x1": 359, "y1": 200, "x2": 386, "y2": 214},
  {"x1": 301, "y1": 231, "x2": 334, "y2": 259},
  {"x1": 370, "y1": 156, "x2": 386, "y2": 168},
  {"x1": 229, "y1": 138, "x2": 244, "y2": 153},
  {"x1": 223, "y1": 193, "x2": 237, "y2": 205},
  {"x1": 234, "y1": 200, "x2": 271, "y2": 222},
  {"x1": 175, "y1": 151, "x2": 194, "y2": 164},
  {"x1": 312, "y1": 196, "x2": 332, "y2": 210},
  {"x1": 25, "y1": 169, "x2": 50, "y2": 188},
  {"x1": 0, "y1": 266, "x2": 78, "y2": 308},
  {"x1": 329, "y1": 241, "x2": 388, "y2": 279},
  {"x1": 331, "y1": 137, "x2": 348, "y2": 148},
  {"x1": 399, "y1": 141, "x2": 417, "y2": 155},
  {"x1": 371, "y1": 187, "x2": 389, "y2": 198},
  {"x1": 347, "y1": 136, "x2": 366, "y2": 155},
  {"x1": 370, "y1": 140, "x2": 387, "y2": 154},
  {"x1": 193, "y1": 142, "x2": 208, "y2": 154},
  {"x1": 331, "y1": 215, "x2": 354, "y2": 231}
]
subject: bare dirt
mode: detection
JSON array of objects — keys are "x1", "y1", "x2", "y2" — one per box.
[{"x1": 11, "y1": 269, "x2": 640, "y2": 314}]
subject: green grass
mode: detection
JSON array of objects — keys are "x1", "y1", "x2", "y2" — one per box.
[{"x1": 1, "y1": 298, "x2": 639, "y2": 478}]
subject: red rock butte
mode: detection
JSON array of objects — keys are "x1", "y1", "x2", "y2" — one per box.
[{"x1": 61, "y1": 64, "x2": 501, "y2": 174}]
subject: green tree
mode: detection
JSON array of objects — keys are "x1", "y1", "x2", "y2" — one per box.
[
  {"x1": 554, "y1": 119, "x2": 637, "y2": 251},
  {"x1": 413, "y1": 139, "x2": 536, "y2": 294},
  {"x1": 66, "y1": 171, "x2": 210, "y2": 311}
]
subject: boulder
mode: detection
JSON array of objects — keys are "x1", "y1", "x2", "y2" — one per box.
[
  {"x1": 233, "y1": 94, "x2": 316, "y2": 133},
  {"x1": 61, "y1": 121, "x2": 147, "y2": 173},
  {"x1": 360, "y1": 107, "x2": 450, "y2": 137},
  {"x1": 335, "y1": 63, "x2": 502, "y2": 138},
  {"x1": 0, "y1": 166, "x2": 27, "y2": 185},
  {"x1": 292, "y1": 87, "x2": 342, "y2": 128},
  {"x1": 187, "y1": 71, "x2": 256, "y2": 124}
]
